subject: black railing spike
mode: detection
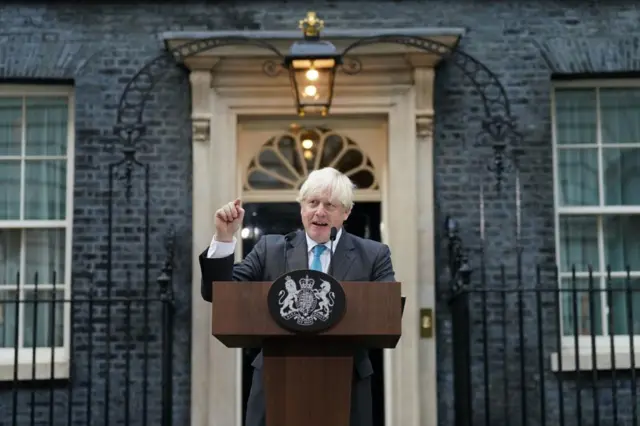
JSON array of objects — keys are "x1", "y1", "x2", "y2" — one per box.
[
  {"x1": 444, "y1": 216, "x2": 472, "y2": 293},
  {"x1": 157, "y1": 271, "x2": 171, "y2": 291},
  {"x1": 158, "y1": 225, "x2": 177, "y2": 297},
  {"x1": 458, "y1": 254, "x2": 472, "y2": 287}
]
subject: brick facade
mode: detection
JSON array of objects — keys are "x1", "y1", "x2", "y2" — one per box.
[{"x1": 0, "y1": 1, "x2": 638, "y2": 425}]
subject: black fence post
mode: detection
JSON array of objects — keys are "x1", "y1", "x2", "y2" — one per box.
[
  {"x1": 445, "y1": 217, "x2": 473, "y2": 426},
  {"x1": 158, "y1": 226, "x2": 176, "y2": 426}
]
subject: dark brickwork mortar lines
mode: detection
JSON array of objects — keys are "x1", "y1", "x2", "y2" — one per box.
[{"x1": 0, "y1": 1, "x2": 637, "y2": 425}]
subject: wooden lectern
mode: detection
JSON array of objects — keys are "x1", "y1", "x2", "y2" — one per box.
[{"x1": 210, "y1": 278, "x2": 403, "y2": 426}]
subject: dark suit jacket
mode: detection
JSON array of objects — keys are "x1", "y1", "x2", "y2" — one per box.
[{"x1": 199, "y1": 229, "x2": 396, "y2": 426}]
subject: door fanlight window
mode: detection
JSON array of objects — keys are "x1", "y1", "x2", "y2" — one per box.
[{"x1": 244, "y1": 127, "x2": 378, "y2": 191}]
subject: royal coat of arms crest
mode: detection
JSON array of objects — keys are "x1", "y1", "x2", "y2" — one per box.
[
  {"x1": 278, "y1": 274, "x2": 336, "y2": 326},
  {"x1": 267, "y1": 269, "x2": 346, "y2": 333}
]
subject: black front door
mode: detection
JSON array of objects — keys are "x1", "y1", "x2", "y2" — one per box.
[{"x1": 240, "y1": 201, "x2": 385, "y2": 426}]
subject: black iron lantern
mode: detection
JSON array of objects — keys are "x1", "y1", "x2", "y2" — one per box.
[{"x1": 283, "y1": 12, "x2": 342, "y2": 116}]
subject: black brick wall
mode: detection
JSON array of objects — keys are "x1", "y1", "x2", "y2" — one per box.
[{"x1": 0, "y1": 1, "x2": 638, "y2": 425}]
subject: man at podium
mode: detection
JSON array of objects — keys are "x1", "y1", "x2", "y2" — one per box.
[{"x1": 199, "y1": 166, "x2": 396, "y2": 426}]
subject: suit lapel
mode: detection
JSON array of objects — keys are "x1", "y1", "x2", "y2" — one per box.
[
  {"x1": 285, "y1": 231, "x2": 308, "y2": 273},
  {"x1": 285, "y1": 229, "x2": 356, "y2": 279},
  {"x1": 330, "y1": 231, "x2": 356, "y2": 280}
]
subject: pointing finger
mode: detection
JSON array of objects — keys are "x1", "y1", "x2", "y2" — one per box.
[
  {"x1": 225, "y1": 202, "x2": 237, "y2": 219},
  {"x1": 216, "y1": 209, "x2": 229, "y2": 223},
  {"x1": 222, "y1": 205, "x2": 233, "y2": 221}
]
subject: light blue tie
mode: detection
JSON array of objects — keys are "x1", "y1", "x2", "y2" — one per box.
[{"x1": 310, "y1": 245, "x2": 327, "y2": 271}]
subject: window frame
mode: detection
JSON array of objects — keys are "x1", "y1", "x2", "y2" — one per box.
[
  {"x1": 551, "y1": 78, "x2": 640, "y2": 371},
  {"x1": 0, "y1": 84, "x2": 75, "y2": 380}
]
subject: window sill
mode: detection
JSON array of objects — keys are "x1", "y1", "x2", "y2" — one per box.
[
  {"x1": 551, "y1": 349, "x2": 640, "y2": 372},
  {"x1": 0, "y1": 359, "x2": 69, "y2": 382},
  {"x1": 0, "y1": 348, "x2": 70, "y2": 382}
]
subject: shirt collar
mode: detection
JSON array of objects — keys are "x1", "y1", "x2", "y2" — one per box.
[{"x1": 306, "y1": 227, "x2": 343, "y2": 253}]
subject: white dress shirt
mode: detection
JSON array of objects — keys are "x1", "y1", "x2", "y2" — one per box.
[{"x1": 206, "y1": 228, "x2": 342, "y2": 274}]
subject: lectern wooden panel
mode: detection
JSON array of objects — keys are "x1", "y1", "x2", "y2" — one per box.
[
  {"x1": 210, "y1": 279, "x2": 402, "y2": 426},
  {"x1": 211, "y1": 281, "x2": 402, "y2": 347},
  {"x1": 262, "y1": 338, "x2": 354, "y2": 425}
]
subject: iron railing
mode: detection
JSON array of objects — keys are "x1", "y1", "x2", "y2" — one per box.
[
  {"x1": 0, "y1": 269, "x2": 175, "y2": 426},
  {"x1": 449, "y1": 241, "x2": 640, "y2": 426}
]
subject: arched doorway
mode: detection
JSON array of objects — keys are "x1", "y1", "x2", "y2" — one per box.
[{"x1": 237, "y1": 116, "x2": 387, "y2": 425}]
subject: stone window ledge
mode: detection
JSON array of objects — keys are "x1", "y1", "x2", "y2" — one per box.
[
  {"x1": 551, "y1": 349, "x2": 640, "y2": 372},
  {"x1": 0, "y1": 360, "x2": 69, "y2": 382}
]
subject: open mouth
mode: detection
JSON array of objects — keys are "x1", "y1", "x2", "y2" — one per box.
[{"x1": 312, "y1": 221, "x2": 328, "y2": 227}]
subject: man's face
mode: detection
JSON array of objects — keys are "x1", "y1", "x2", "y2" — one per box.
[{"x1": 300, "y1": 190, "x2": 351, "y2": 243}]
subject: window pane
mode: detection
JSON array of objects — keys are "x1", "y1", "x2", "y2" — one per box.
[
  {"x1": 608, "y1": 278, "x2": 640, "y2": 335},
  {"x1": 25, "y1": 97, "x2": 68, "y2": 156},
  {"x1": 24, "y1": 159, "x2": 66, "y2": 220},
  {"x1": 604, "y1": 215, "x2": 640, "y2": 272},
  {"x1": 24, "y1": 228, "x2": 65, "y2": 286},
  {"x1": 0, "y1": 290, "x2": 18, "y2": 347},
  {"x1": 554, "y1": 89, "x2": 597, "y2": 145},
  {"x1": 559, "y1": 215, "x2": 599, "y2": 272},
  {"x1": 557, "y1": 148, "x2": 599, "y2": 206},
  {"x1": 247, "y1": 170, "x2": 292, "y2": 189},
  {"x1": 0, "y1": 98, "x2": 22, "y2": 156},
  {"x1": 0, "y1": 159, "x2": 21, "y2": 219},
  {"x1": 0, "y1": 229, "x2": 20, "y2": 286},
  {"x1": 600, "y1": 88, "x2": 640, "y2": 144},
  {"x1": 22, "y1": 289, "x2": 65, "y2": 348},
  {"x1": 603, "y1": 147, "x2": 640, "y2": 205},
  {"x1": 257, "y1": 149, "x2": 297, "y2": 182},
  {"x1": 561, "y1": 277, "x2": 602, "y2": 336}
]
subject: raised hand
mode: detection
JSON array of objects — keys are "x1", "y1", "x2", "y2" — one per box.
[{"x1": 214, "y1": 199, "x2": 245, "y2": 242}]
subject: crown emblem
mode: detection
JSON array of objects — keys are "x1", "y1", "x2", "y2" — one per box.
[
  {"x1": 299, "y1": 275, "x2": 315, "y2": 289},
  {"x1": 299, "y1": 11, "x2": 324, "y2": 39}
]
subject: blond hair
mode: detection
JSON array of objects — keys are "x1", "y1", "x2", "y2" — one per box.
[{"x1": 296, "y1": 167, "x2": 355, "y2": 210}]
